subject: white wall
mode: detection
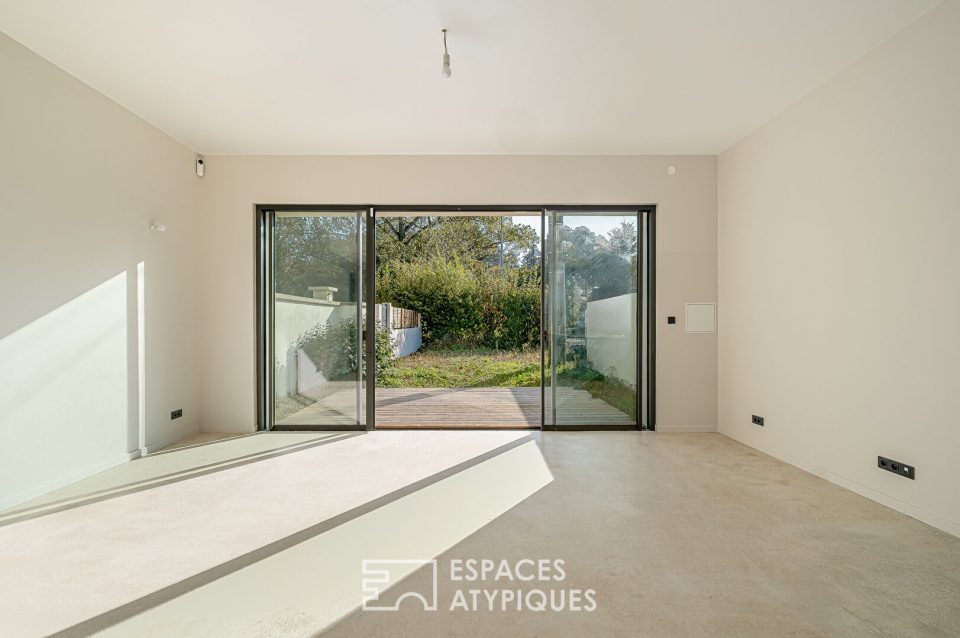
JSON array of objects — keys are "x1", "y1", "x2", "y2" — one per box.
[
  {"x1": 274, "y1": 298, "x2": 421, "y2": 400},
  {"x1": 718, "y1": 0, "x2": 960, "y2": 537},
  {"x1": 377, "y1": 303, "x2": 422, "y2": 357},
  {"x1": 196, "y1": 155, "x2": 718, "y2": 433},
  {"x1": 273, "y1": 295, "x2": 344, "y2": 398},
  {"x1": 391, "y1": 327, "x2": 422, "y2": 358},
  {"x1": 585, "y1": 293, "x2": 638, "y2": 387},
  {"x1": 0, "y1": 33, "x2": 202, "y2": 508}
]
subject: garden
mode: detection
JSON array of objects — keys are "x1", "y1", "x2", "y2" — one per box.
[{"x1": 279, "y1": 213, "x2": 640, "y2": 420}]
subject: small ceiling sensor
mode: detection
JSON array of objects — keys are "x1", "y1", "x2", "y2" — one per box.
[
  {"x1": 196, "y1": 157, "x2": 205, "y2": 177},
  {"x1": 150, "y1": 223, "x2": 167, "y2": 232},
  {"x1": 667, "y1": 165, "x2": 677, "y2": 175},
  {"x1": 441, "y1": 28, "x2": 452, "y2": 78}
]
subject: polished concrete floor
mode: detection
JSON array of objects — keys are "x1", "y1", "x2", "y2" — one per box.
[
  {"x1": 2, "y1": 432, "x2": 959, "y2": 636},
  {"x1": 156, "y1": 431, "x2": 246, "y2": 451},
  {"x1": 0, "y1": 430, "x2": 539, "y2": 636},
  {"x1": 321, "y1": 433, "x2": 960, "y2": 637}
]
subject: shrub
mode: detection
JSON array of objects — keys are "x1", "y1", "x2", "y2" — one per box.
[
  {"x1": 298, "y1": 317, "x2": 394, "y2": 381},
  {"x1": 377, "y1": 257, "x2": 539, "y2": 350}
]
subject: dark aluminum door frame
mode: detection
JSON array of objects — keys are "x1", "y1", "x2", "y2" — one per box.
[
  {"x1": 364, "y1": 207, "x2": 376, "y2": 430},
  {"x1": 256, "y1": 204, "x2": 656, "y2": 431},
  {"x1": 256, "y1": 205, "x2": 369, "y2": 432},
  {"x1": 541, "y1": 207, "x2": 656, "y2": 431}
]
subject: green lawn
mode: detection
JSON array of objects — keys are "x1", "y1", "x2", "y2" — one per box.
[
  {"x1": 275, "y1": 347, "x2": 636, "y2": 420},
  {"x1": 380, "y1": 348, "x2": 637, "y2": 419},
  {"x1": 379, "y1": 348, "x2": 540, "y2": 388}
]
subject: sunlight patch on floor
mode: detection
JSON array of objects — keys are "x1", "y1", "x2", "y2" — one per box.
[{"x1": 0, "y1": 431, "x2": 548, "y2": 637}]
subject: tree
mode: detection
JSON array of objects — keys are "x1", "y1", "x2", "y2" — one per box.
[
  {"x1": 273, "y1": 215, "x2": 358, "y2": 299},
  {"x1": 555, "y1": 219, "x2": 638, "y2": 333},
  {"x1": 607, "y1": 219, "x2": 638, "y2": 256},
  {"x1": 376, "y1": 216, "x2": 539, "y2": 272},
  {"x1": 378, "y1": 216, "x2": 440, "y2": 245}
]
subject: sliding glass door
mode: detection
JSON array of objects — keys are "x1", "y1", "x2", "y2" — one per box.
[
  {"x1": 544, "y1": 209, "x2": 650, "y2": 428},
  {"x1": 258, "y1": 205, "x2": 653, "y2": 430},
  {"x1": 263, "y1": 209, "x2": 366, "y2": 429}
]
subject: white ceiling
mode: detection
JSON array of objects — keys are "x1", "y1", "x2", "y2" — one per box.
[{"x1": 0, "y1": 0, "x2": 938, "y2": 155}]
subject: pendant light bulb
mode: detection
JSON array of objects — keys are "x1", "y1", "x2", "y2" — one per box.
[{"x1": 441, "y1": 28, "x2": 452, "y2": 78}]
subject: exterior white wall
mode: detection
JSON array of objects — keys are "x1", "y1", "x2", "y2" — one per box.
[
  {"x1": 197, "y1": 155, "x2": 718, "y2": 432},
  {"x1": 392, "y1": 327, "x2": 422, "y2": 358},
  {"x1": 585, "y1": 293, "x2": 638, "y2": 387},
  {"x1": 273, "y1": 297, "x2": 420, "y2": 400},
  {"x1": 718, "y1": 0, "x2": 960, "y2": 537},
  {"x1": 0, "y1": 32, "x2": 202, "y2": 509},
  {"x1": 376, "y1": 302, "x2": 422, "y2": 358},
  {"x1": 273, "y1": 296, "x2": 352, "y2": 399}
]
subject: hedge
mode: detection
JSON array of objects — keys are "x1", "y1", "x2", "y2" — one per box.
[{"x1": 377, "y1": 257, "x2": 539, "y2": 350}]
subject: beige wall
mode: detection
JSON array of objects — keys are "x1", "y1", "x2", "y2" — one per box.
[
  {"x1": 0, "y1": 33, "x2": 202, "y2": 508},
  {"x1": 719, "y1": 0, "x2": 960, "y2": 537},
  {"x1": 198, "y1": 155, "x2": 718, "y2": 432}
]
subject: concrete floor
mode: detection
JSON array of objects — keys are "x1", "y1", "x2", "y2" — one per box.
[
  {"x1": 2, "y1": 432, "x2": 959, "y2": 636},
  {"x1": 156, "y1": 431, "x2": 246, "y2": 452},
  {"x1": 324, "y1": 433, "x2": 960, "y2": 637}
]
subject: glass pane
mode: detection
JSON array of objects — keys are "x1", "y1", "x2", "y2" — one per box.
[
  {"x1": 544, "y1": 213, "x2": 555, "y2": 426},
  {"x1": 547, "y1": 211, "x2": 638, "y2": 427},
  {"x1": 271, "y1": 211, "x2": 363, "y2": 427}
]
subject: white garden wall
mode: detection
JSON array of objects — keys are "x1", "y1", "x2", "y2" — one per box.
[
  {"x1": 584, "y1": 293, "x2": 638, "y2": 388},
  {"x1": 274, "y1": 297, "x2": 421, "y2": 400},
  {"x1": 273, "y1": 294, "x2": 350, "y2": 398},
  {"x1": 392, "y1": 327, "x2": 422, "y2": 358}
]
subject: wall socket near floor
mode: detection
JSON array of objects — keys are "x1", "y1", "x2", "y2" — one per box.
[
  {"x1": 171, "y1": 409, "x2": 183, "y2": 420},
  {"x1": 878, "y1": 456, "x2": 915, "y2": 480},
  {"x1": 751, "y1": 414, "x2": 764, "y2": 426}
]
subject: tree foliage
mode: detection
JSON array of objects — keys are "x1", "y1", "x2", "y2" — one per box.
[
  {"x1": 376, "y1": 216, "x2": 538, "y2": 268},
  {"x1": 298, "y1": 318, "x2": 394, "y2": 380},
  {"x1": 273, "y1": 214, "x2": 358, "y2": 298},
  {"x1": 272, "y1": 213, "x2": 638, "y2": 354},
  {"x1": 378, "y1": 256, "x2": 540, "y2": 350},
  {"x1": 554, "y1": 218, "x2": 638, "y2": 337}
]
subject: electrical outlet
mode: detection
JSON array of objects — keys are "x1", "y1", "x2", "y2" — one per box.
[
  {"x1": 171, "y1": 409, "x2": 183, "y2": 420},
  {"x1": 751, "y1": 414, "x2": 764, "y2": 426},
  {"x1": 878, "y1": 456, "x2": 914, "y2": 480}
]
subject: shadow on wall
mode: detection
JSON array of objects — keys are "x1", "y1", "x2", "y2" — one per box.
[{"x1": 0, "y1": 266, "x2": 145, "y2": 510}]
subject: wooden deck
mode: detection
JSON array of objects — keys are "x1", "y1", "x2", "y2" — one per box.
[
  {"x1": 376, "y1": 387, "x2": 540, "y2": 428},
  {"x1": 276, "y1": 387, "x2": 634, "y2": 428}
]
